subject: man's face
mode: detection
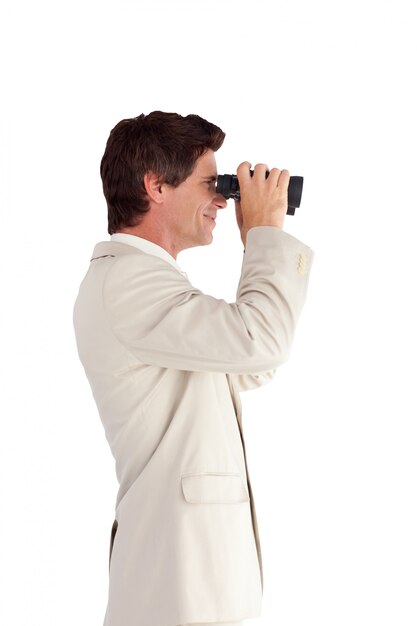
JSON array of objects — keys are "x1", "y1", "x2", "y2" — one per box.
[{"x1": 163, "y1": 149, "x2": 228, "y2": 252}]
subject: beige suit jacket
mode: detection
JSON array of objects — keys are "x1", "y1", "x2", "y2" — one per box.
[{"x1": 73, "y1": 226, "x2": 314, "y2": 626}]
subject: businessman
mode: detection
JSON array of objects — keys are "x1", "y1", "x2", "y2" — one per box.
[{"x1": 73, "y1": 111, "x2": 314, "y2": 626}]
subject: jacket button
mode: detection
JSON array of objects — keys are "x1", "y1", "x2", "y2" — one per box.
[{"x1": 297, "y1": 254, "x2": 307, "y2": 274}]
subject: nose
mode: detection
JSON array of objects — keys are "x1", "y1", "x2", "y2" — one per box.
[{"x1": 213, "y1": 192, "x2": 228, "y2": 209}]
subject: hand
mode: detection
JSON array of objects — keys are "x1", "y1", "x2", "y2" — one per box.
[
  {"x1": 236, "y1": 161, "x2": 289, "y2": 231},
  {"x1": 234, "y1": 198, "x2": 248, "y2": 249}
]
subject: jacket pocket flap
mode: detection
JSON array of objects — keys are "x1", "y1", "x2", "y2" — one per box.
[{"x1": 181, "y1": 472, "x2": 249, "y2": 504}]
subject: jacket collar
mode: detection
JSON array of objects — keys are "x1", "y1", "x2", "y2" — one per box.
[{"x1": 90, "y1": 241, "x2": 188, "y2": 278}]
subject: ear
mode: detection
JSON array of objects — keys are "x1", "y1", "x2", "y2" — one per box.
[{"x1": 143, "y1": 172, "x2": 165, "y2": 204}]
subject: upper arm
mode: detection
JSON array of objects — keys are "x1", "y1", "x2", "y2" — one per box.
[
  {"x1": 103, "y1": 257, "x2": 287, "y2": 373},
  {"x1": 102, "y1": 227, "x2": 313, "y2": 374}
]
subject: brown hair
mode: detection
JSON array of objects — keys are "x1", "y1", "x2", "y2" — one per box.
[{"x1": 100, "y1": 111, "x2": 226, "y2": 235}]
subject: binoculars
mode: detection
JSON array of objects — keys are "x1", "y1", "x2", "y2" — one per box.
[{"x1": 216, "y1": 171, "x2": 303, "y2": 215}]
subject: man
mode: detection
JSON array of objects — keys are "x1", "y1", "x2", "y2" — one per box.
[{"x1": 73, "y1": 111, "x2": 314, "y2": 626}]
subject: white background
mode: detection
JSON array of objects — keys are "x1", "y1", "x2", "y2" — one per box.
[{"x1": 1, "y1": 0, "x2": 416, "y2": 624}]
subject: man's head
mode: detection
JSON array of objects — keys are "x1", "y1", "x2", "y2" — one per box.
[{"x1": 100, "y1": 111, "x2": 228, "y2": 258}]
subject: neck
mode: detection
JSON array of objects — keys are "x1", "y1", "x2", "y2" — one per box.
[{"x1": 115, "y1": 226, "x2": 178, "y2": 260}]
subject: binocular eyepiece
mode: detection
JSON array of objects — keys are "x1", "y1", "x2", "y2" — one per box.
[{"x1": 216, "y1": 171, "x2": 303, "y2": 215}]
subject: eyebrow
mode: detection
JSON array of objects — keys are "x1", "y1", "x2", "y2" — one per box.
[{"x1": 201, "y1": 175, "x2": 217, "y2": 181}]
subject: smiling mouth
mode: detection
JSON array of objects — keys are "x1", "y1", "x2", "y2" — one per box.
[{"x1": 204, "y1": 215, "x2": 216, "y2": 222}]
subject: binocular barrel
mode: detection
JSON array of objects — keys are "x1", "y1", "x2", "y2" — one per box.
[{"x1": 216, "y1": 171, "x2": 303, "y2": 215}]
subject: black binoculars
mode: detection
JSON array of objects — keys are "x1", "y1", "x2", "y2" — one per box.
[{"x1": 216, "y1": 171, "x2": 303, "y2": 215}]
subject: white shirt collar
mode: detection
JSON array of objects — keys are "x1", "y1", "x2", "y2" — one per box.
[{"x1": 110, "y1": 233, "x2": 188, "y2": 278}]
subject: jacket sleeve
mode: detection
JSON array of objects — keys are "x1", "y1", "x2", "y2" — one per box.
[
  {"x1": 102, "y1": 226, "x2": 314, "y2": 374},
  {"x1": 229, "y1": 369, "x2": 277, "y2": 392}
]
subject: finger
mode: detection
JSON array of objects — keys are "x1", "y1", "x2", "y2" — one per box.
[
  {"x1": 253, "y1": 163, "x2": 269, "y2": 181},
  {"x1": 266, "y1": 167, "x2": 281, "y2": 187},
  {"x1": 236, "y1": 161, "x2": 252, "y2": 184},
  {"x1": 276, "y1": 169, "x2": 290, "y2": 193}
]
